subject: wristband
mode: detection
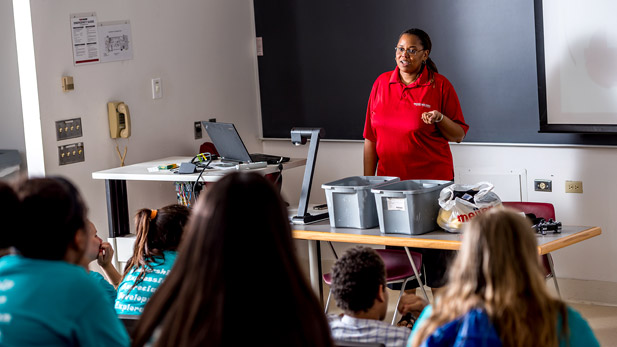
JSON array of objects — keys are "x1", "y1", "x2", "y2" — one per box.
[{"x1": 435, "y1": 113, "x2": 444, "y2": 123}]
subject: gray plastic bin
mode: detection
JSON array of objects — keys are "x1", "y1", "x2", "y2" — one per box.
[
  {"x1": 322, "y1": 176, "x2": 399, "y2": 229},
  {"x1": 371, "y1": 180, "x2": 453, "y2": 235}
]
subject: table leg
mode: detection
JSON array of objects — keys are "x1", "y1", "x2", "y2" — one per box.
[
  {"x1": 308, "y1": 240, "x2": 324, "y2": 304},
  {"x1": 105, "y1": 179, "x2": 130, "y2": 238},
  {"x1": 405, "y1": 247, "x2": 430, "y2": 302},
  {"x1": 546, "y1": 253, "x2": 561, "y2": 298}
]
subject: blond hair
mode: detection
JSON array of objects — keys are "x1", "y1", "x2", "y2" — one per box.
[{"x1": 412, "y1": 208, "x2": 567, "y2": 347}]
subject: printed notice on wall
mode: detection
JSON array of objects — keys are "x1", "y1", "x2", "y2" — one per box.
[
  {"x1": 99, "y1": 21, "x2": 133, "y2": 63},
  {"x1": 71, "y1": 13, "x2": 100, "y2": 65}
]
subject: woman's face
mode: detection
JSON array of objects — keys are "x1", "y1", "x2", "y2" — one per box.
[
  {"x1": 84, "y1": 220, "x2": 103, "y2": 262},
  {"x1": 395, "y1": 34, "x2": 429, "y2": 75}
]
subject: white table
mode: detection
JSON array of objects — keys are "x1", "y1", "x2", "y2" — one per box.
[{"x1": 92, "y1": 156, "x2": 305, "y2": 237}]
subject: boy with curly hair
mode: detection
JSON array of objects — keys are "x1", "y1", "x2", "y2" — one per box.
[{"x1": 329, "y1": 246, "x2": 411, "y2": 347}]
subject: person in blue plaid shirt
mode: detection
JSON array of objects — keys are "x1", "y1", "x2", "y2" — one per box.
[{"x1": 328, "y1": 246, "x2": 411, "y2": 347}]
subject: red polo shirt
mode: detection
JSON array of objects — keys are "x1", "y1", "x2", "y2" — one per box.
[{"x1": 363, "y1": 67, "x2": 469, "y2": 181}]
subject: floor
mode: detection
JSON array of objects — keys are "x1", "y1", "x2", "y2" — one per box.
[{"x1": 323, "y1": 285, "x2": 617, "y2": 346}]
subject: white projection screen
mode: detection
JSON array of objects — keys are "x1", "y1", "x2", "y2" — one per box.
[{"x1": 536, "y1": 0, "x2": 617, "y2": 132}]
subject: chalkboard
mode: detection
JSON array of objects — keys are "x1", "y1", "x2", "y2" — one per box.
[{"x1": 254, "y1": 0, "x2": 617, "y2": 145}]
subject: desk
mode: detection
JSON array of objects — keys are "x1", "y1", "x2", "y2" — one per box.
[
  {"x1": 292, "y1": 221, "x2": 601, "y2": 300},
  {"x1": 92, "y1": 156, "x2": 305, "y2": 238}
]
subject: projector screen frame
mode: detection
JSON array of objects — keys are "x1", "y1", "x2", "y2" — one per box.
[{"x1": 535, "y1": 0, "x2": 617, "y2": 134}]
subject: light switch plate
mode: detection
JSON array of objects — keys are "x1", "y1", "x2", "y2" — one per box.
[{"x1": 151, "y1": 78, "x2": 162, "y2": 99}]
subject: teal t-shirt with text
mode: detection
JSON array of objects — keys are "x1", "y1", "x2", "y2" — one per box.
[
  {"x1": 115, "y1": 250, "x2": 176, "y2": 315},
  {"x1": 0, "y1": 255, "x2": 128, "y2": 346}
]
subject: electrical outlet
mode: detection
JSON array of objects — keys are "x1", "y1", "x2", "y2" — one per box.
[
  {"x1": 534, "y1": 179, "x2": 552, "y2": 192},
  {"x1": 194, "y1": 121, "x2": 202, "y2": 139},
  {"x1": 565, "y1": 180, "x2": 583, "y2": 193},
  {"x1": 55, "y1": 118, "x2": 83, "y2": 141},
  {"x1": 58, "y1": 142, "x2": 85, "y2": 165}
]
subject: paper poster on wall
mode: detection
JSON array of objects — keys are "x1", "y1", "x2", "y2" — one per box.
[
  {"x1": 71, "y1": 13, "x2": 100, "y2": 65},
  {"x1": 99, "y1": 21, "x2": 133, "y2": 63}
]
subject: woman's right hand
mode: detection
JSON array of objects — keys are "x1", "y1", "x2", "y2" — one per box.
[{"x1": 97, "y1": 242, "x2": 114, "y2": 267}]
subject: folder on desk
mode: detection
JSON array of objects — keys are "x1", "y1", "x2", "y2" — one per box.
[{"x1": 201, "y1": 121, "x2": 289, "y2": 164}]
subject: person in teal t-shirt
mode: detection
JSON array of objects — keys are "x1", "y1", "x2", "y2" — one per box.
[
  {"x1": 80, "y1": 220, "x2": 122, "y2": 307},
  {"x1": 408, "y1": 208, "x2": 599, "y2": 347},
  {"x1": 115, "y1": 204, "x2": 189, "y2": 315},
  {"x1": 0, "y1": 177, "x2": 128, "y2": 346}
]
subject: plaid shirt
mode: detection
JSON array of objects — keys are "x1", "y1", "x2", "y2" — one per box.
[{"x1": 329, "y1": 314, "x2": 411, "y2": 347}]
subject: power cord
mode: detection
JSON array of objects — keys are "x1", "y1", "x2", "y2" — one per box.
[{"x1": 191, "y1": 152, "x2": 212, "y2": 204}]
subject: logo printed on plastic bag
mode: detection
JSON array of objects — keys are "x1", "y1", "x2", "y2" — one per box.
[{"x1": 436, "y1": 182, "x2": 502, "y2": 233}]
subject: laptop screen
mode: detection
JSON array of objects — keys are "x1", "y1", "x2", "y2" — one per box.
[{"x1": 201, "y1": 122, "x2": 252, "y2": 163}]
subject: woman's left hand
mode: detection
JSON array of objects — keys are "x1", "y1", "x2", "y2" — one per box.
[{"x1": 421, "y1": 110, "x2": 444, "y2": 124}]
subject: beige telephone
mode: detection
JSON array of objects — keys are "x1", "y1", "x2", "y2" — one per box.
[{"x1": 107, "y1": 102, "x2": 131, "y2": 138}]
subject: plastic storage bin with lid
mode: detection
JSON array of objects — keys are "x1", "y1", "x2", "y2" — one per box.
[
  {"x1": 371, "y1": 180, "x2": 453, "y2": 235},
  {"x1": 321, "y1": 176, "x2": 399, "y2": 229}
]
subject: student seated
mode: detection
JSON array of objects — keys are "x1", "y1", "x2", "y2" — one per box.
[
  {"x1": 409, "y1": 208, "x2": 599, "y2": 347},
  {"x1": 0, "y1": 181, "x2": 18, "y2": 257},
  {"x1": 115, "y1": 204, "x2": 189, "y2": 315},
  {"x1": 0, "y1": 177, "x2": 128, "y2": 346},
  {"x1": 329, "y1": 246, "x2": 411, "y2": 347},
  {"x1": 80, "y1": 220, "x2": 122, "y2": 306},
  {"x1": 132, "y1": 172, "x2": 333, "y2": 346}
]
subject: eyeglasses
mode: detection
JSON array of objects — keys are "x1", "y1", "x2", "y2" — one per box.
[{"x1": 395, "y1": 47, "x2": 424, "y2": 56}]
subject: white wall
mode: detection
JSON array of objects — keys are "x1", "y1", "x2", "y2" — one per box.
[
  {"x1": 0, "y1": 0, "x2": 27, "y2": 171},
  {"x1": 28, "y1": 0, "x2": 262, "y2": 236}
]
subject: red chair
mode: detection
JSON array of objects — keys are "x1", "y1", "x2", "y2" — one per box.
[
  {"x1": 502, "y1": 201, "x2": 561, "y2": 297},
  {"x1": 323, "y1": 244, "x2": 424, "y2": 325}
]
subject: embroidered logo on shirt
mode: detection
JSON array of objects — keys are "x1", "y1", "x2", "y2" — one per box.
[{"x1": 414, "y1": 103, "x2": 432, "y2": 108}]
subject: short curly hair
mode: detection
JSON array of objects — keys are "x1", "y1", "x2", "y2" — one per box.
[{"x1": 331, "y1": 246, "x2": 386, "y2": 313}]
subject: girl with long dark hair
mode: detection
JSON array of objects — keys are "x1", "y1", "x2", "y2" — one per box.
[{"x1": 132, "y1": 172, "x2": 333, "y2": 347}]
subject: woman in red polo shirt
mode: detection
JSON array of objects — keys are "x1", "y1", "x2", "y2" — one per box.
[
  {"x1": 363, "y1": 28, "x2": 469, "y2": 295},
  {"x1": 364, "y1": 28, "x2": 468, "y2": 181}
]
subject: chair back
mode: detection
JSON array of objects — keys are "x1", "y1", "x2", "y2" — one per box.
[
  {"x1": 334, "y1": 340, "x2": 386, "y2": 347},
  {"x1": 502, "y1": 201, "x2": 555, "y2": 220},
  {"x1": 118, "y1": 314, "x2": 140, "y2": 336}
]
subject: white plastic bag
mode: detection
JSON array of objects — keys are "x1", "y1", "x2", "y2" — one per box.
[{"x1": 436, "y1": 182, "x2": 502, "y2": 233}]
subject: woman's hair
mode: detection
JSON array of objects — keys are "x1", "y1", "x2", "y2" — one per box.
[
  {"x1": 401, "y1": 28, "x2": 438, "y2": 82},
  {"x1": 331, "y1": 246, "x2": 386, "y2": 313},
  {"x1": 132, "y1": 172, "x2": 333, "y2": 347},
  {"x1": 122, "y1": 204, "x2": 190, "y2": 286},
  {"x1": 0, "y1": 181, "x2": 19, "y2": 250},
  {"x1": 411, "y1": 208, "x2": 567, "y2": 347},
  {"x1": 13, "y1": 177, "x2": 87, "y2": 260}
]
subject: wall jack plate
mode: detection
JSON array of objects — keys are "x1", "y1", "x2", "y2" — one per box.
[
  {"x1": 534, "y1": 179, "x2": 552, "y2": 192},
  {"x1": 565, "y1": 180, "x2": 583, "y2": 193},
  {"x1": 58, "y1": 142, "x2": 85, "y2": 165},
  {"x1": 56, "y1": 118, "x2": 82, "y2": 141},
  {"x1": 194, "y1": 121, "x2": 202, "y2": 139}
]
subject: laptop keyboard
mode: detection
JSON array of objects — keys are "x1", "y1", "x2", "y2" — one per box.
[{"x1": 249, "y1": 153, "x2": 290, "y2": 164}]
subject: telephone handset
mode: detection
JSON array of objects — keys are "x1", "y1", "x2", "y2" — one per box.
[{"x1": 107, "y1": 101, "x2": 131, "y2": 138}]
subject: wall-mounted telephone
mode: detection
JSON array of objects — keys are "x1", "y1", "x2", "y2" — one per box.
[{"x1": 107, "y1": 101, "x2": 131, "y2": 138}]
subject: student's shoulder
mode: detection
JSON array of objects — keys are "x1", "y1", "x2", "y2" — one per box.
[{"x1": 564, "y1": 306, "x2": 599, "y2": 346}]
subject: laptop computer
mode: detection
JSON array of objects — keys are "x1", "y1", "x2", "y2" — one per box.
[{"x1": 201, "y1": 121, "x2": 290, "y2": 164}]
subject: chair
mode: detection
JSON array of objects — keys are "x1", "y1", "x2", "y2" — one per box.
[
  {"x1": 118, "y1": 314, "x2": 140, "y2": 336},
  {"x1": 323, "y1": 243, "x2": 424, "y2": 325},
  {"x1": 502, "y1": 201, "x2": 561, "y2": 297},
  {"x1": 334, "y1": 340, "x2": 385, "y2": 347}
]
